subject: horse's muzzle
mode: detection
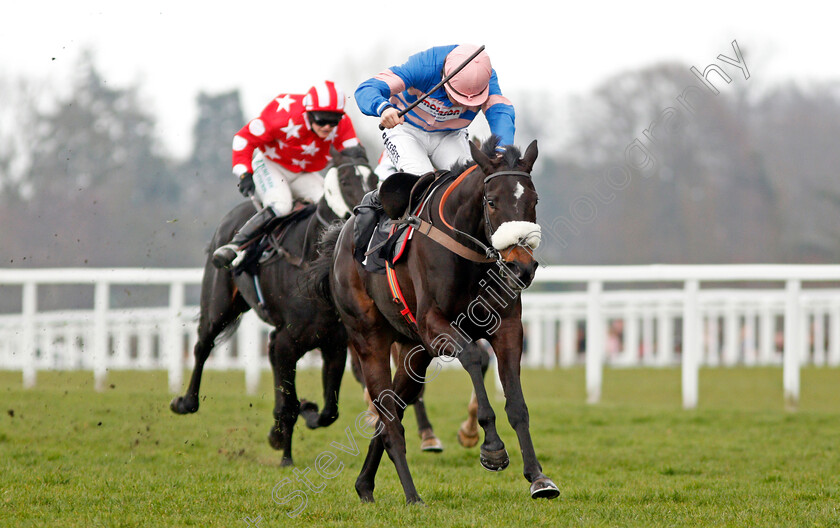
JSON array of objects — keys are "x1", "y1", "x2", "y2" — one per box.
[{"x1": 500, "y1": 246, "x2": 538, "y2": 290}]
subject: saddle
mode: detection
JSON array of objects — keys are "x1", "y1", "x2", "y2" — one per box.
[
  {"x1": 233, "y1": 203, "x2": 317, "y2": 276},
  {"x1": 353, "y1": 171, "x2": 442, "y2": 274},
  {"x1": 379, "y1": 171, "x2": 437, "y2": 220}
]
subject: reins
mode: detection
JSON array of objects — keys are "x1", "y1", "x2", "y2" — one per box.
[{"x1": 403, "y1": 165, "x2": 534, "y2": 264}]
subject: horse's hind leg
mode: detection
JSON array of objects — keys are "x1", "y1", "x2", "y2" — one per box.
[
  {"x1": 413, "y1": 386, "x2": 443, "y2": 452},
  {"x1": 457, "y1": 391, "x2": 480, "y2": 447},
  {"x1": 300, "y1": 336, "x2": 347, "y2": 429},
  {"x1": 171, "y1": 267, "x2": 248, "y2": 414},
  {"x1": 354, "y1": 341, "x2": 428, "y2": 504},
  {"x1": 266, "y1": 327, "x2": 302, "y2": 466},
  {"x1": 390, "y1": 343, "x2": 442, "y2": 452}
]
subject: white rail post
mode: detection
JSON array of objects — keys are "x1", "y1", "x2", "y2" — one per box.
[
  {"x1": 559, "y1": 311, "x2": 576, "y2": 367},
  {"x1": 167, "y1": 281, "x2": 185, "y2": 394},
  {"x1": 656, "y1": 302, "x2": 673, "y2": 366},
  {"x1": 759, "y1": 301, "x2": 774, "y2": 364},
  {"x1": 830, "y1": 299, "x2": 840, "y2": 367},
  {"x1": 743, "y1": 309, "x2": 757, "y2": 365},
  {"x1": 682, "y1": 280, "x2": 699, "y2": 409},
  {"x1": 624, "y1": 307, "x2": 639, "y2": 365},
  {"x1": 641, "y1": 308, "x2": 654, "y2": 365},
  {"x1": 93, "y1": 280, "x2": 109, "y2": 392},
  {"x1": 542, "y1": 312, "x2": 557, "y2": 369},
  {"x1": 783, "y1": 279, "x2": 801, "y2": 409},
  {"x1": 239, "y1": 312, "x2": 262, "y2": 395},
  {"x1": 526, "y1": 312, "x2": 543, "y2": 368},
  {"x1": 21, "y1": 281, "x2": 37, "y2": 388},
  {"x1": 585, "y1": 280, "x2": 603, "y2": 404},
  {"x1": 813, "y1": 308, "x2": 826, "y2": 366},
  {"x1": 723, "y1": 298, "x2": 739, "y2": 366}
]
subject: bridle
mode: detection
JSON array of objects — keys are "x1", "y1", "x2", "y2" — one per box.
[
  {"x1": 422, "y1": 166, "x2": 536, "y2": 265},
  {"x1": 480, "y1": 170, "x2": 536, "y2": 261}
]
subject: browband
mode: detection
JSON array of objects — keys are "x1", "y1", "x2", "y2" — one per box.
[{"x1": 483, "y1": 170, "x2": 532, "y2": 183}]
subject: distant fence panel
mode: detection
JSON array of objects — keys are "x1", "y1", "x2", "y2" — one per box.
[{"x1": 1, "y1": 266, "x2": 839, "y2": 407}]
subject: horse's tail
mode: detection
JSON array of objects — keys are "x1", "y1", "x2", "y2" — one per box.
[{"x1": 306, "y1": 221, "x2": 344, "y2": 302}]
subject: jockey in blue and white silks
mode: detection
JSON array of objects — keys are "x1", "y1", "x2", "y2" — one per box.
[{"x1": 355, "y1": 44, "x2": 516, "y2": 175}]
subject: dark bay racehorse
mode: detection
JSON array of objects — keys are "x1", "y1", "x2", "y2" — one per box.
[
  {"x1": 309, "y1": 136, "x2": 559, "y2": 502},
  {"x1": 169, "y1": 145, "x2": 449, "y2": 464},
  {"x1": 170, "y1": 145, "x2": 378, "y2": 466}
]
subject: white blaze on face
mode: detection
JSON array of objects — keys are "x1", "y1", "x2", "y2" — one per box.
[{"x1": 514, "y1": 182, "x2": 525, "y2": 201}]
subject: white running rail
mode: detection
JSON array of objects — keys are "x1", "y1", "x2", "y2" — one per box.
[{"x1": 1, "y1": 266, "x2": 839, "y2": 408}]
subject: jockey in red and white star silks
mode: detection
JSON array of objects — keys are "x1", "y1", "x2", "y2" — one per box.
[
  {"x1": 212, "y1": 80, "x2": 361, "y2": 269},
  {"x1": 232, "y1": 81, "x2": 360, "y2": 216}
]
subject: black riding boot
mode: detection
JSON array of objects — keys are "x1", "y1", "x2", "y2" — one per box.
[
  {"x1": 212, "y1": 207, "x2": 276, "y2": 269},
  {"x1": 353, "y1": 189, "x2": 384, "y2": 264}
]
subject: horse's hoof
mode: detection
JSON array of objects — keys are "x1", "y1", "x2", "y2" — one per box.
[
  {"x1": 480, "y1": 447, "x2": 510, "y2": 472},
  {"x1": 420, "y1": 436, "x2": 444, "y2": 453},
  {"x1": 299, "y1": 400, "x2": 320, "y2": 429},
  {"x1": 280, "y1": 457, "x2": 294, "y2": 467},
  {"x1": 355, "y1": 481, "x2": 375, "y2": 503},
  {"x1": 530, "y1": 477, "x2": 560, "y2": 499},
  {"x1": 457, "y1": 424, "x2": 480, "y2": 448},
  {"x1": 169, "y1": 396, "x2": 198, "y2": 415},
  {"x1": 406, "y1": 496, "x2": 426, "y2": 506},
  {"x1": 267, "y1": 430, "x2": 283, "y2": 451}
]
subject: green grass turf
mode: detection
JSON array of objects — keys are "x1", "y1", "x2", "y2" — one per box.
[{"x1": 1, "y1": 366, "x2": 839, "y2": 527}]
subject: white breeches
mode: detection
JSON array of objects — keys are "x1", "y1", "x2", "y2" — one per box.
[
  {"x1": 380, "y1": 125, "x2": 471, "y2": 175},
  {"x1": 251, "y1": 150, "x2": 324, "y2": 216}
]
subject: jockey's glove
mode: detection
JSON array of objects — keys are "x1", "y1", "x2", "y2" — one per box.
[{"x1": 238, "y1": 172, "x2": 255, "y2": 197}]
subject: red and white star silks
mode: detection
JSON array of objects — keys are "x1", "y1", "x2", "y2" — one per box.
[{"x1": 231, "y1": 93, "x2": 359, "y2": 177}]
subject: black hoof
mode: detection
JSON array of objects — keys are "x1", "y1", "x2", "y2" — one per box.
[
  {"x1": 169, "y1": 396, "x2": 198, "y2": 414},
  {"x1": 299, "y1": 400, "x2": 320, "y2": 429},
  {"x1": 267, "y1": 430, "x2": 283, "y2": 451},
  {"x1": 530, "y1": 477, "x2": 560, "y2": 499},
  {"x1": 280, "y1": 457, "x2": 294, "y2": 467},
  {"x1": 406, "y1": 496, "x2": 426, "y2": 506},
  {"x1": 480, "y1": 447, "x2": 510, "y2": 472},
  {"x1": 355, "y1": 481, "x2": 375, "y2": 503}
]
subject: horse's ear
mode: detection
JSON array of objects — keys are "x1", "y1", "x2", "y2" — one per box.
[
  {"x1": 470, "y1": 139, "x2": 494, "y2": 174},
  {"x1": 521, "y1": 140, "x2": 538, "y2": 173},
  {"x1": 330, "y1": 144, "x2": 340, "y2": 158}
]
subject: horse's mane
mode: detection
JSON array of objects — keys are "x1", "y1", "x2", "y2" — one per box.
[
  {"x1": 448, "y1": 135, "x2": 522, "y2": 175},
  {"x1": 338, "y1": 144, "x2": 368, "y2": 162}
]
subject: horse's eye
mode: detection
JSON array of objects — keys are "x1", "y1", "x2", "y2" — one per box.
[{"x1": 487, "y1": 199, "x2": 496, "y2": 209}]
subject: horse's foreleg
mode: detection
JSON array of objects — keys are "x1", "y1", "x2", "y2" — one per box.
[
  {"x1": 267, "y1": 328, "x2": 301, "y2": 467},
  {"x1": 490, "y1": 320, "x2": 560, "y2": 499},
  {"x1": 458, "y1": 341, "x2": 508, "y2": 470},
  {"x1": 171, "y1": 268, "x2": 248, "y2": 415}
]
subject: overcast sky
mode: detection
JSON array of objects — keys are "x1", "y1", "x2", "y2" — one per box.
[{"x1": 1, "y1": 1, "x2": 835, "y2": 158}]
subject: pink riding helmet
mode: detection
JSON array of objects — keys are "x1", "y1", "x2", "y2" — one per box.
[{"x1": 443, "y1": 44, "x2": 492, "y2": 107}]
